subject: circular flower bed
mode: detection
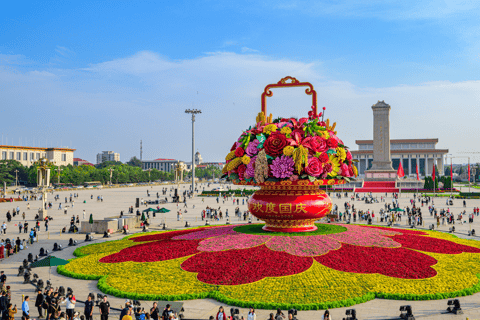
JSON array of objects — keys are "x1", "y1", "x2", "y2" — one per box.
[{"x1": 59, "y1": 224, "x2": 480, "y2": 310}]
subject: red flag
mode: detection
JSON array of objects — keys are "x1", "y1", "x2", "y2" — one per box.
[
  {"x1": 432, "y1": 164, "x2": 435, "y2": 182},
  {"x1": 468, "y1": 164, "x2": 471, "y2": 182},
  {"x1": 397, "y1": 161, "x2": 405, "y2": 178},
  {"x1": 450, "y1": 164, "x2": 453, "y2": 177},
  {"x1": 416, "y1": 164, "x2": 419, "y2": 180}
]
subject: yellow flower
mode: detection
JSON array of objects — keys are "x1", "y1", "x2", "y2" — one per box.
[
  {"x1": 317, "y1": 130, "x2": 330, "y2": 140},
  {"x1": 336, "y1": 147, "x2": 346, "y2": 161},
  {"x1": 280, "y1": 126, "x2": 292, "y2": 136},
  {"x1": 352, "y1": 164, "x2": 358, "y2": 177},
  {"x1": 283, "y1": 146, "x2": 294, "y2": 156},
  {"x1": 224, "y1": 158, "x2": 243, "y2": 173},
  {"x1": 225, "y1": 150, "x2": 236, "y2": 161},
  {"x1": 241, "y1": 155, "x2": 251, "y2": 165},
  {"x1": 263, "y1": 124, "x2": 278, "y2": 135},
  {"x1": 328, "y1": 154, "x2": 341, "y2": 177}
]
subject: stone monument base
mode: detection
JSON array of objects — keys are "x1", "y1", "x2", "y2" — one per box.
[{"x1": 364, "y1": 170, "x2": 397, "y2": 181}]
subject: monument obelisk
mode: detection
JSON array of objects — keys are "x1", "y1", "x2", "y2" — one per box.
[{"x1": 365, "y1": 100, "x2": 397, "y2": 180}]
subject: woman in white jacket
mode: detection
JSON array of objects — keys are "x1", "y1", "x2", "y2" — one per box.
[{"x1": 247, "y1": 307, "x2": 256, "y2": 320}]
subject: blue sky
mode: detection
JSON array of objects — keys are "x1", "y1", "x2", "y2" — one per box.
[{"x1": 1, "y1": 0, "x2": 480, "y2": 164}]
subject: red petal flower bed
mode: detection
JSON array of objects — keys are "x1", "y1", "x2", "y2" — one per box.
[
  {"x1": 100, "y1": 239, "x2": 201, "y2": 263},
  {"x1": 392, "y1": 235, "x2": 480, "y2": 254},
  {"x1": 314, "y1": 244, "x2": 438, "y2": 279},
  {"x1": 362, "y1": 226, "x2": 427, "y2": 236},
  {"x1": 181, "y1": 245, "x2": 313, "y2": 285},
  {"x1": 130, "y1": 229, "x2": 198, "y2": 242}
]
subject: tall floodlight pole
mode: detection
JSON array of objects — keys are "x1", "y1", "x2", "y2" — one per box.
[{"x1": 185, "y1": 109, "x2": 202, "y2": 196}]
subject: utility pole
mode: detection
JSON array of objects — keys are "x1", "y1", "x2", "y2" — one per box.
[{"x1": 185, "y1": 109, "x2": 201, "y2": 196}]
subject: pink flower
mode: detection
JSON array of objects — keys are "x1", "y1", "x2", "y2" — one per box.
[
  {"x1": 305, "y1": 157, "x2": 323, "y2": 177},
  {"x1": 346, "y1": 150, "x2": 352, "y2": 161},
  {"x1": 289, "y1": 174, "x2": 299, "y2": 181},
  {"x1": 340, "y1": 163, "x2": 349, "y2": 176}
]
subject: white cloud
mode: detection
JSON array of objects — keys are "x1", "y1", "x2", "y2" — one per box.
[
  {"x1": 241, "y1": 47, "x2": 259, "y2": 53},
  {"x1": 0, "y1": 51, "x2": 479, "y2": 164}
]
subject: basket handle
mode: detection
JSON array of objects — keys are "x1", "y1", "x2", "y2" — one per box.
[{"x1": 261, "y1": 76, "x2": 317, "y2": 116}]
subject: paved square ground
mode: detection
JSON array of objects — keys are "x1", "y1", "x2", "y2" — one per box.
[{"x1": 1, "y1": 183, "x2": 480, "y2": 320}]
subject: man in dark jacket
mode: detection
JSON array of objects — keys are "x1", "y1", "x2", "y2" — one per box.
[
  {"x1": 0, "y1": 292, "x2": 8, "y2": 320},
  {"x1": 35, "y1": 290, "x2": 44, "y2": 318}
]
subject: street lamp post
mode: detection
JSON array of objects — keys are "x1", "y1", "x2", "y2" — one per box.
[
  {"x1": 108, "y1": 167, "x2": 114, "y2": 185},
  {"x1": 147, "y1": 168, "x2": 152, "y2": 183},
  {"x1": 56, "y1": 166, "x2": 63, "y2": 185},
  {"x1": 36, "y1": 158, "x2": 52, "y2": 220},
  {"x1": 185, "y1": 109, "x2": 201, "y2": 196},
  {"x1": 14, "y1": 170, "x2": 19, "y2": 188}
]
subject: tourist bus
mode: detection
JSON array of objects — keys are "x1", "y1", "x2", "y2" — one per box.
[{"x1": 84, "y1": 181, "x2": 103, "y2": 189}]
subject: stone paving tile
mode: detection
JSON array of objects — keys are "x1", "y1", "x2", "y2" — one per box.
[{"x1": 1, "y1": 184, "x2": 480, "y2": 319}]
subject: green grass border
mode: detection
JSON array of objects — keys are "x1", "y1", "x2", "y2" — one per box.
[{"x1": 58, "y1": 227, "x2": 480, "y2": 310}]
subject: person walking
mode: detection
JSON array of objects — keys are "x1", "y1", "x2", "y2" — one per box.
[
  {"x1": 99, "y1": 296, "x2": 110, "y2": 320},
  {"x1": 1, "y1": 222, "x2": 6, "y2": 235},
  {"x1": 22, "y1": 296, "x2": 30, "y2": 320},
  {"x1": 45, "y1": 220, "x2": 49, "y2": 232}
]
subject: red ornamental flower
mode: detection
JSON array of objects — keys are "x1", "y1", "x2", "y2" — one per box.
[
  {"x1": 318, "y1": 152, "x2": 329, "y2": 163},
  {"x1": 346, "y1": 150, "x2": 352, "y2": 161},
  {"x1": 314, "y1": 244, "x2": 437, "y2": 279},
  {"x1": 327, "y1": 138, "x2": 338, "y2": 149},
  {"x1": 230, "y1": 143, "x2": 236, "y2": 151},
  {"x1": 263, "y1": 132, "x2": 287, "y2": 157},
  {"x1": 305, "y1": 157, "x2": 323, "y2": 177},
  {"x1": 237, "y1": 164, "x2": 247, "y2": 180},
  {"x1": 181, "y1": 245, "x2": 312, "y2": 285},
  {"x1": 235, "y1": 147, "x2": 245, "y2": 158}
]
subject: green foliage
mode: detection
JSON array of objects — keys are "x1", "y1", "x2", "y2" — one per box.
[
  {"x1": 126, "y1": 156, "x2": 142, "y2": 168},
  {"x1": 184, "y1": 165, "x2": 222, "y2": 179},
  {"x1": 234, "y1": 224, "x2": 347, "y2": 237},
  {"x1": 440, "y1": 176, "x2": 453, "y2": 189},
  {"x1": 423, "y1": 176, "x2": 439, "y2": 190},
  {"x1": 0, "y1": 160, "x2": 28, "y2": 185},
  {"x1": 96, "y1": 161, "x2": 122, "y2": 169}
]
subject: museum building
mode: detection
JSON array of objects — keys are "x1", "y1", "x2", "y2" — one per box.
[{"x1": 351, "y1": 138, "x2": 448, "y2": 177}]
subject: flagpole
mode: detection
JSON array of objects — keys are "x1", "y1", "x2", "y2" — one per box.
[{"x1": 433, "y1": 163, "x2": 435, "y2": 197}]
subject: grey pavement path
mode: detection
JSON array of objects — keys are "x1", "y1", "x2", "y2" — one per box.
[{"x1": 1, "y1": 183, "x2": 480, "y2": 319}]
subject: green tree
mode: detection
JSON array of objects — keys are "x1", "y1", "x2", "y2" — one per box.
[
  {"x1": 96, "y1": 161, "x2": 122, "y2": 169},
  {"x1": 127, "y1": 156, "x2": 142, "y2": 168}
]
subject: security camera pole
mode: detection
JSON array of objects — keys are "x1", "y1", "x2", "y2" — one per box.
[{"x1": 185, "y1": 109, "x2": 201, "y2": 196}]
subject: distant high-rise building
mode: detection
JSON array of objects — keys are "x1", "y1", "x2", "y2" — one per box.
[
  {"x1": 195, "y1": 151, "x2": 203, "y2": 165},
  {"x1": 96, "y1": 151, "x2": 120, "y2": 164}
]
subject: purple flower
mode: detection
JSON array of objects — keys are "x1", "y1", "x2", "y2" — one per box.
[
  {"x1": 246, "y1": 140, "x2": 260, "y2": 157},
  {"x1": 245, "y1": 156, "x2": 256, "y2": 178},
  {"x1": 270, "y1": 155, "x2": 295, "y2": 179}
]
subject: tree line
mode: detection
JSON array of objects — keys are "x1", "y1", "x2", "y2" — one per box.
[{"x1": 0, "y1": 156, "x2": 222, "y2": 187}]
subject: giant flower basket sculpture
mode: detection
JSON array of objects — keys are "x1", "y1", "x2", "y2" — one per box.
[{"x1": 223, "y1": 77, "x2": 356, "y2": 232}]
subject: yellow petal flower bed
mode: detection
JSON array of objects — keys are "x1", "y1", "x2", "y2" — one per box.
[{"x1": 58, "y1": 228, "x2": 480, "y2": 310}]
